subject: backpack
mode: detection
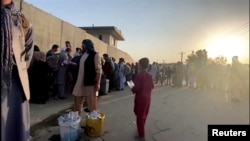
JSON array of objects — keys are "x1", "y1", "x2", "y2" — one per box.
[
  {"x1": 124, "y1": 64, "x2": 131, "y2": 75},
  {"x1": 46, "y1": 53, "x2": 61, "y2": 71}
]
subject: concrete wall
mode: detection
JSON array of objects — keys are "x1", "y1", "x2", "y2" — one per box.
[{"x1": 14, "y1": 0, "x2": 134, "y2": 63}]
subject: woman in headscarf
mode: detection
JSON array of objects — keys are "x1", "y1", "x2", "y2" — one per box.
[
  {"x1": 1, "y1": 0, "x2": 34, "y2": 140},
  {"x1": 72, "y1": 39, "x2": 102, "y2": 115},
  {"x1": 29, "y1": 45, "x2": 50, "y2": 104}
]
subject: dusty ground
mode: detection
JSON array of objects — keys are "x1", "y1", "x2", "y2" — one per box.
[{"x1": 30, "y1": 85, "x2": 249, "y2": 141}]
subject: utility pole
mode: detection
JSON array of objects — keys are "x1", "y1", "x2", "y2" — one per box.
[
  {"x1": 179, "y1": 52, "x2": 185, "y2": 63},
  {"x1": 20, "y1": 0, "x2": 23, "y2": 12}
]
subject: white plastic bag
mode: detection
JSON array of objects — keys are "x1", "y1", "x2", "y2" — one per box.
[
  {"x1": 87, "y1": 111, "x2": 102, "y2": 119},
  {"x1": 58, "y1": 111, "x2": 80, "y2": 126},
  {"x1": 127, "y1": 80, "x2": 134, "y2": 88}
]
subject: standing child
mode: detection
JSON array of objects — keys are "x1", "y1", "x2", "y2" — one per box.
[{"x1": 132, "y1": 58, "x2": 154, "y2": 140}]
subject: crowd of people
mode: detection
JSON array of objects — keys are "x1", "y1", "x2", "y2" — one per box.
[
  {"x1": 27, "y1": 39, "x2": 155, "y2": 140},
  {"x1": 146, "y1": 58, "x2": 249, "y2": 102},
  {"x1": 27, "y1": 41, "x2": 136, "y2": 103},
  {"x1": 28, "y1": 40, "x2": 249, "y2": 105}
]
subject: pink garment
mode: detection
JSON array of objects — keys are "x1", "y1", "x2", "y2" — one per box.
[{"x1": 132, "y1": 70, "x2": 154, "y2": 137}]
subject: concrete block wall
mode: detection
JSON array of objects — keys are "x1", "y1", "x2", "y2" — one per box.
[
  {"x1": 21, "y1": 2, "x2": 62, "y2": 51},
  {"x1": 108, "y1": 46, "x2": 135, "y2": 63},
  {"x1": 14, "y1": 0, "x2": 134, "y2": 63}
]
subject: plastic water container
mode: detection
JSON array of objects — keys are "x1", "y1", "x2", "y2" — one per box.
[
  {"x1": 58, "y1": 117, "x2": 81, "y2": 141},
  {"x1": 85, "y1": 113, "x2": 105, "y2": 137},
  {"x1": 105, "y1": 79, "x2": 109, "y2": 94}
]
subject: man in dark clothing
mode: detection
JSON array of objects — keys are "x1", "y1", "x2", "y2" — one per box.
[
  {"x1": 102, "y1": 54, "x2": 114, "y2": 92},
  {"x1": 46, "y1": 44, "x2": 60, "y2": 99},
  {"x1": 69, "y1": 55, "x2": 82, "y2": 86},
  {"x1": 46, "y1": 44, "x2": 59, "y2": 58}
]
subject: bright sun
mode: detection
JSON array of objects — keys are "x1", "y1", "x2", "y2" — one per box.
[{"x1": 205, "y1": 35, "x2": 247, "y2": 63}]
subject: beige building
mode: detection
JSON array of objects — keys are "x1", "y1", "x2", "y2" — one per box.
[
  {"x1": 80, "y1": 26, "x2": 125, "y2": 48},
  {"x1": 13, "y1": 0, "x2": 134, "y2": 63}
]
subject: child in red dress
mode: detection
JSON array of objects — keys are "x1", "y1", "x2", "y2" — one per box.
[{"x1": 132, "y1": 58, "x2": 154, "y2": 140}]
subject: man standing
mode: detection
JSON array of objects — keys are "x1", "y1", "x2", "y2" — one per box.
[
  {"x1": 73, "y1": 47, "x2": 82, "y2": 57},
  {"x1": 149, "y1": 62, "x2": 158, "y2": 83},
  {"x1": 46, "y1": 44, "x2": 59, "y2": 58},
  {"x1": 61, "y1": 40, "x2": 71, "y2": 53},
  {"x1": 46, "y1": 44, "x2": 60, "y2": 98},
  {"x1": 102, "y1": 54, "x2": 114, "y2": 92},
  {"x1": 1, "y1": 0, "x2": 34, "y2": 140},
  {"x1": 118, "y1": 58, "x2": 126, "y2": 90}
]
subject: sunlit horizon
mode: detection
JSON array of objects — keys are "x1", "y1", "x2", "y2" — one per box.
[
  {"x1": 24, "y1": 0, "x2": 249, "y2": 65},
  {"x1": 204, "y1": 34, "x2": 249, "y2": 64}
]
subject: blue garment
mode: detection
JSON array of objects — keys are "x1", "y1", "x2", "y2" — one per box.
[
  {"x1": 69, "y1": 55, "x2": 82, "y2": 85},
  {"x1": 46, "y1": 49, "x2": 55, "y2": 58},
  {"x1": 118, "y1": 62, "x2": 125, "y2": 90},
  {"x1": 2, "y1": 66, "x2": 30, "y2": 141}
]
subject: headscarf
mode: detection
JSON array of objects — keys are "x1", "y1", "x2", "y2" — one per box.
[
  {"x1": 1, "y1": 2, "x2": 33, "y2": 94},
  {"x1": 34, "y1": 45, "x2": 40, "y2": 51},
  {"x1": 1, "y1": 2, "x2": 16, "y2": 94},
  {"x1": 82, "y1": 39, "x2": 96, "y2": 55}
]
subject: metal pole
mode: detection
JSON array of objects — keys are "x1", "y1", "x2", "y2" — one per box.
[
  {"x1": 20, "y1": 0, "x2": 23, "y2": 12},
  {"x1": 180, "y1": 52, "x2": 185, "y2": 63}
]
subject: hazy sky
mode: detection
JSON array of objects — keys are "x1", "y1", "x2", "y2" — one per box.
[{"x1": 24, "y1": 0, "x2": 249, "y2": 64}]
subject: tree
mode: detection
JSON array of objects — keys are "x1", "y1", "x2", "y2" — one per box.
[
  {"x1": 185, "y1": 51, "x2": 197, "y2": 64},
  {"x1": 186, "y1": 49, "x2": 208, "y2": 66},
  {"x1": 185, "y1": 49, "x2": 208, "y2": 73},
  {"x1": 214, "y1": 55, "x2": 227, "y2": 65}
]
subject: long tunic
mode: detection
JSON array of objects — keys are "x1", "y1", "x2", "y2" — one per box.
[
  {"x1": 29, "y1": 58, "x2": 50, "y2": 104},
  {"x1": 149, "y1": 64, "x2": 157, "y2": 81},
  {"x1": 132, "y1": 71, "x2": 154, "y2": 119},
  {"x1": 1, "y1": 2, "x2": 34, "y2": 141},
  {"x1": 56, "y1": 52, "x2": 70, "y2": 85},
  {"x1": 72, "y1": 53, "x2": 102, "y2": 97},
  {"x1": 118, "y1": 62, "x2": 126, "y2": 90}
]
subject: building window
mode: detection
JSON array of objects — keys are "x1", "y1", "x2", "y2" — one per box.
[
  {"x1": 98, "y1": 35, "x2": 102, "y2": 40},
  {"x1": 113, "y1": 38, "x2": 116, "y2": 45}
]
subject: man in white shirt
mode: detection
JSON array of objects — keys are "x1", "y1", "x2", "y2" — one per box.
[{"x1": 61, "y1": 40, "x2": 71, "y2": 53}]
